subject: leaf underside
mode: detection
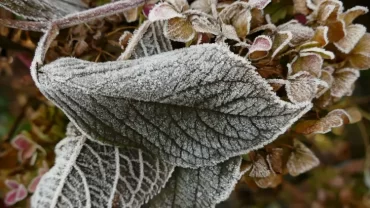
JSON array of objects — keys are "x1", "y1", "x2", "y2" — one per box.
[
  {"x1": 36, "y1": 43, "x2": 311, "y2": 168},
  {"x1": 31, "y1": 124, "x2": 174, "y2": 208},
  {"x1": 0, "y1": 0, "x2": 87, "y2": 21},
  {"x1": 146, "y1": 157, "x2": 243, "y2": 208}
]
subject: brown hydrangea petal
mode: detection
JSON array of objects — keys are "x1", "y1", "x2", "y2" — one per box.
[
  {"x1": 312, "y1": 26, "x2": 329, "y2": 47},
  {"x1": 348, "y1": 33, "x2": 370, "y2": 70},
  {"x1": 119, "y1": 31, "x2": 133, "y2": 50},
  {"x1": 165, "y1": 17, "x2": 196, "y2": 42},
  {"x1": 289, "y1": 52, "x2": 323, "y2": 77},
  {"x1": 300, "y1": 47, "x2": 334, "y2": 59},
  {"x1": 250, "y1": 8, "x2": 265, "y2": 29},
  {"x1": 295, "y1": 109, "x2": 351, "y2": 134},
  {"x1": 334, "y1": 24, "x2": 366, "y2": 54},
  {"x1": 271, "y1": 31, "x2": 293, "y2": 58},
  {"x1": 315, "y1": 90, "x2": 334, "y2": 108},
  {"x1": 190, "y1": 15, "x2": 220, "y2": 35},
  {"x1": 287, "y1": 139, "x2": 320, "y2": 176},
  {"x1": 340, "y1": 6, "x2": 369, "y2": 26},
  {"x1": 286, "y1": 71, "x2": 319, "y2": 103},
  {"x1": 249, "y1": 0, "x2": 271, "y2": 10},
  {"x1": 190, "y1": 0, "x2": 214, "y2": 14},
  {"x1": 219, "y1": 1, "x2": 249, "y2": 25},
  {"x1": 232, "y1": 8, "x2": 252, "y2": 38},
  {"x1": 249, "y1": 23, "x2": 277, "y2": 35},
  {"x1": 148, "y1": 2, "x2": 185, "y2": 21},
  {"x1": 247, "y1": 35, "x2": 273, "y2": 61},
  {"x1": 221, "y1": 23, "x2": 240, "y2": 41},
  {"x1": 326, "y1": 19, "x2": 346, "y2": 42},
  {"x1": 316, "y1": 70, "x2": 334, "y2": 98},
  {"x1": 167, "y1": 0, "x2": 190, "y2": 12},
  {"x1": 249, "y1": 153, "x2": 271, "y2": 178},
  {"x1": 123, "y1": 7, "x2": 138, "y2": 23},
  {"x1": 278, "y1": 20, "x2": 315, "y2": 46},
  {"x1": 293, "y1": 0, "x2": 311, "y2": 15},
  {"x1": 331, "y1": 68, "x2": 360, "y2": 98},
  {"x1": 267, "y1": 148, "x2": 283, "y2": 174},
  {"x1": 345, "y1": 107, "x2": 362, "y2": 124},
  {"x1": 74, "y1": 40, "x2": 89, "y2": 56},
  {"x1": 254, "y1": 174, "x2": 282, "y2": 188},
  {"x1": 315, "y1": 0, "x2": 343, "y2": 22}
]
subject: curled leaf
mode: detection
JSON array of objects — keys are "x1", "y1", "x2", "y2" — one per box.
[
  {"x1": 148, "y1": 157, "x2": 243, "y2": 208},
  {"x1": 247, "y1": 35, "x2": 273, "y2": 61},
  {"x1": 334, "y1": 24, "x2": 366, "y2": 54},
  {"x1": 300, "y1": 47, "x2": 335, "y2": 59},
  {"x1": 287, "y1": 139, "x2": 319, "y2": 176},
  {"x1": 295, "y1": 109, "x2": 351, "y2": 134},
  {"x1": 266, "y1": 148, "x2": 283, "y2": 174},
  {"x1": 312, "y1": 26, "x2": 329, "y2": 47},
  {"x1": 331, "y1": 68, "x2": 360, "y2": 98},
  {"x1": 31, "y1": 128, "x2": 174, "y2": 208},
  {"x1": 326, "y1": 19, "x2": 346, "y2": 42},
  {"x1": 36, "y1": 44, "x2": 311, "y2": 168},
  {"x1": 4, "y1": 180, "x2": 28, "y2": 206}
]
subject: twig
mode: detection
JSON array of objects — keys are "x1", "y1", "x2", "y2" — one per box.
[
  {"x1": 0, "y1": 0, "x2": 145, "y2": 32},
  {"x1": 2, "y1": 100, "x2": 29, "y2": 142}
]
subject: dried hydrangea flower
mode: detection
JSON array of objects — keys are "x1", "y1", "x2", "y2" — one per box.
[{"x1": 287, "y1": 139, "x2": 320, "y2": 176}]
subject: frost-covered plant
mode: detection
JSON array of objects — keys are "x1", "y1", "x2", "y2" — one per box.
[{"x1": 0, "y1": 0, "x2": 369, "y2": 207}]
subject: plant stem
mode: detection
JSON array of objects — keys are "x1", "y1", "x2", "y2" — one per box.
[{"x1": 0, "y1": 0, "x2": 145, "y2": 32}]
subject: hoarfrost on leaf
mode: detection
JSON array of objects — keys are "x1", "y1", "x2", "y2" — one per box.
[
  {"x1": 0, "y1": 0, "x2": 87, "y2": 21},
  {"x1": 35, "y1": 44, "x2": 311, "y2": 168},
  {"x1": 31, "y1": 125, "x2": 174, "y2": 208},
  {"x1": 147, "y1": 157, "x2": 243, "y2": 208}
]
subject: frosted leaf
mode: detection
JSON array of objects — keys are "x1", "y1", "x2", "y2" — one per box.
[
  {"x1": 190, "y1": 0, "x2": 216, "y2": 14},
  {"x1": 278, "y1": 21, "x2": 315, "y2": 46},
  {"x1": 190, "y1": 15, "x2": 220, "y2": 35},
  {"x1": 0, "y1": 0, "x2": 87, "y2": 21},
  {"x1": 247, "y1": 35, "x2": 272, "y2": 61},
  {"x1": 295, "y1": 109, "x2": 351, "y2": 134},
  {"x1": 35, "y1": 44, "x2": 311, "y2": 168},
  {"x1": 331, "y1": 68, "x2": 360, "y2": 98},
  {"x1": 31, "y1": 127, "x2": 174, "y2": 208},
  {"x1": 289, "y1": 53, "x2": 323, "y2": 77},
  {"x1": 300, "y1": 47, "x2": 335, "y2": 60},
  {"x1": 348, "y1": 33, "x2": 370, "y2": 70},
  {"x1": 314, "y1": 0, "x2": 343, "y2": 22},
  {"x1": 334, "y1": 24, "x2": 366, "y2": 54},
  {"x1": 147, "y1": 157, "x2": 242, "y2": 208},
  {"x1": 286, "y1": 72, "x2": 320, "y2": 104},
  {"x1": 164, "y1": 17, "x2": 195, "y2": 42},
  {"x1": 287, "y1": 139, "x2": 319, "y2": 176},
  {"x1": 271, "y1": 31, "x2": 293, "y2": 58},
  {"x1": 254, "y1": 173, "x2": 282, "y2": 188},
  {"x1": 249, "y1": 153, "x2": 271, "y2": 178},
  {"x1": 340, "y1": 6, "x2": 369, "y2": 26},
  {"x1": 266, "y1": 148, "x2": 283, "y2": 174},
  {"x1": 232, "y1": 9, "x2": 252, "y2": 38},
  {"x1": 148, "y1": 2, "x2": 184, "y2": 21}
]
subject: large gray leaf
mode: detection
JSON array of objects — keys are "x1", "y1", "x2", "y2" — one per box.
[
  {"x1": 0, "y1": 0, "x2": 87, "y2": 21},
  {"x1": 146, "y1": 157, "x2": 243, "y2": 208},
  {"x1": 31, "y1": 125, "x2": 174, "y2": 208},
  {"x1": 35, "y1": 43, "x2": 312, "y2": 168}
]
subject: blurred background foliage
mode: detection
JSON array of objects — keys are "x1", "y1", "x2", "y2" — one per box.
[{"x1": 0, "y1": 0, "x2": 370, "y2": 207}]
